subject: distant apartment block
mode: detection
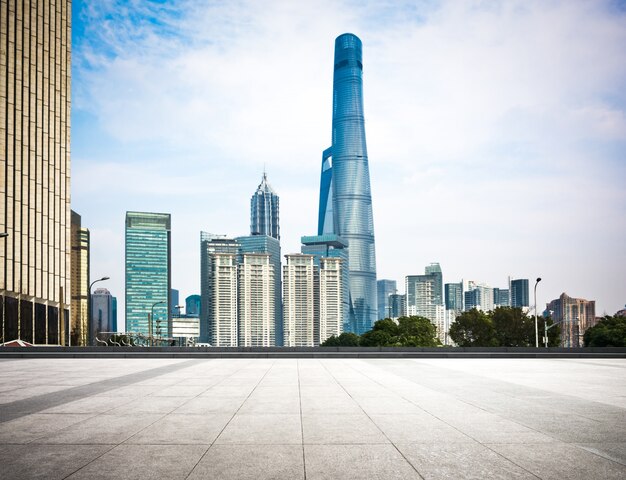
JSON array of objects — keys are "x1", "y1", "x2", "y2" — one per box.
[
  {"x1": 319, "y1": 257, "x2": 344, "y2": 342},
  {"x1": 238, "y1": 253, "x2": 275, "y2": 347},
  {"x1": 546, "y1": 293, "x2": 596, "y2": 347},
  {"x1": 283, "y1": 254, "x2": 318, "y2": 347}
]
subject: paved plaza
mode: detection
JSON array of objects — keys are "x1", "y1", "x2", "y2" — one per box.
[{"x1": 0, "y1": 357, "x2": 625, "y2": 479}]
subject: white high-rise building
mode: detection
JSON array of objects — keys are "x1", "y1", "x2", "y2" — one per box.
[
  {"x1": 238, "y1": 253, "x2": 275, "y2": 347},
  {"x1": 319, "y1": 257, "x2": 343, "y2": 344},
  {"x1": 210, "y1": 253, "x2": 238, "y2": 346},
  {"x1": 283, "y1": 255, "x2": 318, "y2": 347}
]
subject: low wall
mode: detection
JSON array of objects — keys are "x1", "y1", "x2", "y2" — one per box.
[{"x1": 0, "y1": 346, "x2": 625, "y2": 359}]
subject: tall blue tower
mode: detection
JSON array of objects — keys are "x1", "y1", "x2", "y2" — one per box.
[{"x1": 318, "y1": 33, "x2": 377, "y2": 334}]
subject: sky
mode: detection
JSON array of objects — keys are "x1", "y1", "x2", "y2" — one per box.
[{"x1": 71, "y1": 0, "x2": 626, "y2": 325}]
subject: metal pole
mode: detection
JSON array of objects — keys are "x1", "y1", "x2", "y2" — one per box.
[
  {"x1": 534, "y1": 277, "x2": 541, "y2": 348},
  {"x1": 88, "y1": 276, "x2": 110, "y2": 346}
]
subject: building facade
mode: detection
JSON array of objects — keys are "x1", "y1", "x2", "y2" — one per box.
[
  {"x1": 319, "y1": 257, "x2": 343, "y2": 343},
  {"x1": 209, "y1": 252, "x2": 238, "y2": 347},
  {"x1": 546, "y1": 292, "x2": 596, "y2": 347},
  {"x1": 388, "y1": 293, "x2": 406, "y2": 319},
  {"x1": 317, "y1": 33, "x2": 377, "y2": 335},
  {"x1": 125, "y1": 212, "x2": 171, "y2": 336},
  {"x1": 1, "y1": 0, "x2": 72, "y2": 345},
  {"x1": 283, "y1": 254, "x2": 318, "y2": 347},
  {"x1": 377, "y1": 279, "x2": 397, "y2": 320},
  {"x1": 301, "y1": 234, "x2": 349, "y2": 329},
  {"x1": 510, "y1": 279, "x2": 529, "y2": 308},
  {"x1": 185, "y1": 294, "x2": 201, "y2": 317},
  {"x1": 424, "y1": 263, "x2": 443, "y2": 305},
  {"x1": 199, "y1": 233, "x2": 239, "y2": 343},
  {"x1": 250, "y1": 172, "x2": 280, "y2": 240},
  {"x1": 91, "y1": 287, "x2": 113, "y2": 342},
  {"x1": 493, "y1": 288, "x2": 510, "y2": 307},
  {"x1": 170, "y1": 288, "x2": 180, "y2": 315},
  {"x1": 237, "y1": 234, "x2": 282, "y2": 345},
  {"x1": 238, "y1": 253, "x2": 275, "y2": 347},
  {"x1": 445, "y1": 282, "x2": 463, "y2": 312},
  {"x1": 70, "y1": 211, "x2": 89, "y2": 346}
]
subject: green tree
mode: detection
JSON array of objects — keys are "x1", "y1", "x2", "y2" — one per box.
[
  {"x1": 360, "y1": 316, "x2": 440, "y2": 347},
  {"x1": 320, "y1": 332, "x2": 360, "y2": 347},
  {"x1": 584, "y1": 315, "x2": 626, "y2": 347},
  {"x1": 449, "y1": 309, "x2": 497, "y2": 347},
  {"x1": 492, "y1": 307, "x2": 534, "y2": 347}
]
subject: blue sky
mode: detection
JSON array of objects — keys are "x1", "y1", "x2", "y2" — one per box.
[{"x1": 71, "y1": 0, "x2": 626, "y2": 324}]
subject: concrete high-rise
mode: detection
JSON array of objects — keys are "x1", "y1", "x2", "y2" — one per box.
[
  {"x1": 251, "y1": 172, "x2": 280, "y2": 240},
  {"x1": 424, "y1": 263, "x2": 443, "y2": 305},
  {"x1": 546, "y1": 293, "x2": 596, "y2": 347},
  {"x1": 200, "y1": 233, "x2": 239, "y2": 345},
  {"x1": 318, "y1": 33, "x2": 377, "y2": 335},
  {"x1": 238, "y1": 253, "x2": 275, "y2": 347},
  {"x1": 125, "y1": 212, "x2": 171, "y2": 336},
  {"x1": 319, "y1": 257, "x2": 343, "y2": 343},
  {"x1": 1, "y1": 0, "x2": 71, "y2": 345},
  {"x1": 283, "y1": 254, "x2": 318, "y2": 347},
  {"x1": 70, "y1": 211, "x2": 89, "y2": 346}
]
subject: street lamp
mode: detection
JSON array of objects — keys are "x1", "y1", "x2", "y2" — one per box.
[
  {"x1": 534, "y1": 277, "x2": 541, "y2": 348},
  {"x1": 150, "y1": 300, "x2": 166, "y2": 346},
  {"x1": 88, "y1": 276, "x2": 110, "y2": 346},
  {"x1": 0, "y1": 233, "x2": 8, "y2": 238}
]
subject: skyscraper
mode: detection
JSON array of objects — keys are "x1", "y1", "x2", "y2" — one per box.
[
  {"x1": 318, "y1": 33, "x2": 377, "y2": 335},
  {"x1": 1, "y1": 0, "x2": 71, "y2": 345},
  {"x1": 546, "y1": 293, "x2": 596, "y2": 348},
  {"x1": 237, "y1": 234, "x2": 282, "y2": 345},
  {"x1": 319, "y1": 257, "x2": 344, "y2": 343},
  {"x1": 445, "y1": 282, "x2": 463, "y2": 312},
  {"x1": 377, "y1": 280, "x2": 397, "y2": 320},
  {"x1": 200, "y1": 233, "x2": 239, "y2": 344},
  {"x1": 185, "y1": 294, "x2": 201, "y2": 317},
  {"x1": 510, "y1": 279, "x2": 530, "y2": 308},
  {"x1": 424, "y1": 263, "x2": 443, "y2": 305},
  {"x1": 170, "y1": 289, "x2": 180, "y2": 315},
  {"x1": 238, "y1": 253, "x2": 275, "y2": 347},
  {"x1": 70, "y1": 211, "x2": 90, "y2": 346},
  {"x1": 91, "y1": 288, "x2": 113, "y2": 341},
  {"x1": 283, "y1": 254, "x2": 318, "y2": 347},
  {"x1": 125, "y1": 212, "x2": 171, "y2": 336},
  {"x1": 251, "y1": 172, "x2": 280, "y2": 240},
  {"x1": 301, "y1": 234, "x2": 349, "y2": 329}
]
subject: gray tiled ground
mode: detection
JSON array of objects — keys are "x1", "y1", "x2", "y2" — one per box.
[{"x1": 0, "y1": 358, "x2": 625, "y2": 479}]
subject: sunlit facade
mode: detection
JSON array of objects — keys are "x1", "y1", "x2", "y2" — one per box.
[
  {"x1": 546, "y1": 292, "x2": 596, "y2": 348},
  {"x1": 238, "y1": 253, "x2": 275, "y2": 347},
  {"x1": 70, "y1": 211, "x2": 89, "y2": 346},
  {"x1": 319, "y1": 257, "x2": 343, "y2": 344},
  {"x1": 283, "y1": 254, "x2": 317, "y2": 347},
  {"x1": 1, "y1": 0, "x2": 71, "y2": 345},
  {"x1": 318, "y1": 33, "x2": 377, "y2": 335},
  {"x1": 125, "y1": 212, "x2": 171, "y2": 336}
]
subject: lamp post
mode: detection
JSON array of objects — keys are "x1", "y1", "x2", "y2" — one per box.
[
  {"x1": 533, "y1": 277, "x2": 541, "y2": 348},
  {"x1": 0, "y1": 233, "x2": 8, "y2": 238},
  {"x1": 88, "y1": 276, "x2": 110, "y2": 346},
  {"x1": 150, "y1": 300, "x2": 166, "y2": 346}
]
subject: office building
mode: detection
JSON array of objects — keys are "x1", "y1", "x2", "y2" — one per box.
[
  {"x1": 125, "y1": 212, "x2": 171, "y2": 336},
  {"x1": 301, "y1": 234, "x2": 349, "y2": 329},
  {"x1": 283, "y1": 254, "x2": 318, "y2": 347},
  {"x1": 389, "y1": 294, "x2": 406, "y2": 319},
  {"x1": 70, "y1": 211, "x2": 89, "y2": 346},
  {"x1": 317, "y1": 33, "x2": 377, "y2": 335},
  {"x1": 91, "y1": 288, "x2": 113, "y2": 342},
  {"x1": 170, "y1": 289, "x2": 180, "y2": 315},
  {"x1": 237, "y1": 234, "x2": 282, "y2": 345},
  {"x1": 464, "y1": 282, "x2": 494, "y2": 312},
  {"x1": 185, "y1": 294, "x2": 201, "y2": 317},
  {"x1": 424, "y1": 263, "x2": 443, "y2": 305},
  {"x1": 445, "y1": 282, "x2": 463, "y2": 312},
  {"x1": 377, "y1": 280, "x2": 397, "y2": 320},
  {"x1": 546, "y1": 293, "x2": 596, "y2": 347},
  {"x1": 111, "y1": 297, "x2": 118, "y2": 332},
  {"x1": 1, "y1": 0, "x2": 71, "y2": 345},
  {"x1": 250, "y1": 172, "x2": 280, "y2": 240},
  {"x1": 200, "y1": 233, "x2": 239, "y2": 344},
  {"x1": 493, "y1": 288, "x2": 510, "y2": 307},
  {"x1": 238, "y1": 253, "x2": 275, "y2": 347},
  {"x1": 319, "y1": 257, "x2": 344, "y2": 343},
  {"x1": 510, "y1": 279, "x2": 530, "y2": 308}
]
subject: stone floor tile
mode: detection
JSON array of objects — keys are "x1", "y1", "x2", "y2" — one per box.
[
  {"x1": 370, "y1": 414, "x2": 473, "y2": 443},
  {"x1": 300, "y1": 394, "x2": 362, "y2": 415},
  {"x1": 0, "y1": 413, "x2": 94, "y2": 444},
  {"x1": 305, "y1": 444, "x2": 421, "y2": 480},
  {"x1": 172, "y1": 395, "x2": 244, "y2": 414},
  {"x1": 302, "y1": 414, "x2": 389, "y2": 444},
  {"x1": 126, "y1": 413, "x2": 230, "y2": 444},
  {"x1": 216, "y1": 414, "x2": 302, "y2": 444},
  {"x1": 65, "y1": 444, "x2": 207, "y2": 480},
  {"x1": 188, "y1": 444, "x2": 305, "y2": 480},
  {"x1": 576, "y1": 442, "x2": 626, "y2": 466}
]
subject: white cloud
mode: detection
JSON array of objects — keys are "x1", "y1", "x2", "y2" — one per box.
[{"x1": 72, "y1": 0, "x2": 626, "y2": 321}]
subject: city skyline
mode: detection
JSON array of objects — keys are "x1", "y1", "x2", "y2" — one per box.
[{"x1": 70, "y1": 1, "x2": 626, "y2": 322}]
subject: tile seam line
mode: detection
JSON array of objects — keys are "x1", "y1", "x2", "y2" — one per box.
[
  {"x1": 319, "y1": 358, "x2": 426, "y2": 480},
  {"x1": 0, "y1": 359, "x2": 204, "y2": 423},
  {"x1": 61, "y1": 358, "x2": 258, "y2": 480},
  {"x1": 184, "y1": 359, "x2": 277, "y2": 480},
  {"x1": 350, "y1": 359, "x2": 544, "y2": 480},
  {"x1": 297, "y1": 358, "x2": 307, "y2": 480}
]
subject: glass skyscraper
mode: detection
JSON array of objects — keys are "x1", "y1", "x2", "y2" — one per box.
[
  {"x1": 510, "y1": 278, "x2": 530, "y2": 307},
  {"x1": 377, "y1": 280, "x2": 397, "y2": 320},
  {"x1": 318, "y1": 33, "x2": 377, "y2": 335},
  {"x1": 125, "y1": 212, "x2": 171, "y2": 336},
  {"x1": 251, "y1": 172, "x2": 280, "y2": 240}
]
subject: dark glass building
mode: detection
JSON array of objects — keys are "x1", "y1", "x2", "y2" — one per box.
[
  {"x1": 510, "y1": 279, "x2": 529, "y2": 307},
  {"x1": 251, "y1": 172, "x2": 280, "y2": 240},
  {"x1": 317, "y1": 33, "x2": 377, "y2": 334}
]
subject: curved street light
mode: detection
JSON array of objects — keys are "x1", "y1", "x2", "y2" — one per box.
[
  {"x1": 88, "y1": 276, "x2": 110, "y2": 346},
  {"x1": 150, "y1": 300, "x2": 166, "y2": 346},
  {"x1": 534, "y1": 277, "x2": 542, "y2": 348}
]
